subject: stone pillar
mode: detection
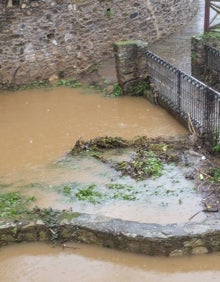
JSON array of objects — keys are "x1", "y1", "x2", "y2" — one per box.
[
  {"x1": 114, "y1": 40, "x2": 153, "y2": 98},
  {"x1": 191, "y1": 36, "x2": 206, "y2": 80}
]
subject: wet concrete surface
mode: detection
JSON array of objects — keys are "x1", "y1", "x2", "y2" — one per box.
[{"x1": 148, "y1": 0, "x2": 205, "y2": 73}]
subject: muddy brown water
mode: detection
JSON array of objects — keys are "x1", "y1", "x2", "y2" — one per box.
[
  {"x1": 0, "y1": 0, "x2": 218, "y2": 278},
  {"x1": 0, "y1": 87, "x2": 187, "y2": 176},
  {"x1": 0, "y1": 242, "x2": 220, "y2": 282},
  {"x1": 0, "y1": 87, "x2": 204, "y2": 225}
]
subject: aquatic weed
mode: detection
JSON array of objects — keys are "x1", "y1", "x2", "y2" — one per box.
[
  {"x1": 75, "y1": 184, "x2": 102, "y2": 204},
  {"x1": 0, "y1": 192, "x2": 36, "y2": 219},
  {"x1": 116, "y1": 150, "x2": 164, "y2": 180}
]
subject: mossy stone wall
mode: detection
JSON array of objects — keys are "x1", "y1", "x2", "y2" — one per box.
[{"x1": 0, "y1": 0, "x2": 197, "y2": 88}]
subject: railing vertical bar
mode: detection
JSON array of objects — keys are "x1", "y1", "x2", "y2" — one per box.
[
  {"x1": 177, "y1": 70, "x2": 181, "y2": 113},
  {"x1": 145, "y1": 50, "x2": 220, "y2": 144}
]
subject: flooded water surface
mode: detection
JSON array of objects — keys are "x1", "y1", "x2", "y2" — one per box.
[
  {"x1": 0, "y1": 1, "x2": 219, "y2": 280},
  {"x1": 0, "y1": 87, "x2": 200, "y2": 225},
  {"x1": 0, "y1": 87, "x2": 187, "y2": 177},
  {"x1": 0, "y1": 242, "x2": 220, "y2": 282}
]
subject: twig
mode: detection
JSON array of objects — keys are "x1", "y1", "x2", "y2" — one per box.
[
  {"x1": 188, "y1": 210, "x2": 202, "y2": 221},
  {"x1": 187, "y1": 113, "x2": 197, "y2": 135}
]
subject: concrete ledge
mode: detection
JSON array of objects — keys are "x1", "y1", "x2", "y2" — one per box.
[{"x1": 1, "y1": 212, "x2": 220, "y2": 256}]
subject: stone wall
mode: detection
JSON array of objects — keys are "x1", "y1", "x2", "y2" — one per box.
[
  {"x1": 1, "y1": 211, "x2": 220, "y2": 256},
  {"x1": 0, "y1": 0, "x2": 197, "y2": 88}
]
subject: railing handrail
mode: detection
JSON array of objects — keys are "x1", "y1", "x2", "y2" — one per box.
[
  {"x1": 145, "y1": 50, "x2": 220, "y2": 98},
  {"x1": 145, "y1": 50, "x2": 220, "y2": 144}
]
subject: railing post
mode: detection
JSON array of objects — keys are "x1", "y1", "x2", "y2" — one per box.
[
  {"x1": 204, "y1": 0, "x2": 210, "y2": 33},
  {"x1": 177, "y1": 70, "x2": 181, "y2": 114},
  {"x1": 204, "y1": 87, "x2": 215, "y2": 143}
]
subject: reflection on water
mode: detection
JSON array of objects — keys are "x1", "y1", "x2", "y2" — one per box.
[{"x1": 0, "y1": 242, "x2": 220, "y2": 282}]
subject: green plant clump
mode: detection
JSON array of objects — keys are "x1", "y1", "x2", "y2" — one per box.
[
  {"x1": 106, "y1": 183, "x2": 137, "y2": 200},
  {"x1": 55, "y1": 78, "x2": 82, "y2": 88},
  {"x1": 144, "y1": 153, "x2": 164, "y2": 177},
  {"x1": 75, "y1": 184, "x2": 102, "y2": 204},
  {"x1": 116, "y1": 150, "x2": 164, "y2": 180},
  {"x1": 0, "y1": 192, "x2": 35, "y2": 219},
  {"x1": 106, "y1": 8, "x2": 114, "y2": 17},
  {"x1": 71, "y1": 136, "x2": 129, "y2": 154},
  {"x1": 213, "y1": 143, "x2": 220, "y2": 153},
  {"x1": 111, "y1": 83, "x2": 123, "y2": 97},
  {"x1": 131, "y1": 81, "x2": 148, "y2": 96},
  {"x1": 19, "y1": 80, "x2": 49, "y2": 90},
  {"x1": 209, "y1": 168, "x2": 220, "y2": 182},
  {"x1": 106, "y1": 183, "x2": 133, "y2": 190}
]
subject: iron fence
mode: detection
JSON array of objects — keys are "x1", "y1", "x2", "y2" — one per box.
[
  {"x1": 145, "y1": 50, "x2": 220, "y2": 144},
  {"x1": 205, "y1": 44, "x2": 220, "y2": 73}
]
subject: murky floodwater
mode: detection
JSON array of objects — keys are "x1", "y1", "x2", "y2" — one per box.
[
  {"x1": 0, "y1": 87, "x2": 201, "y2": 225},
  {"x1": 1, "y1": 1, "x2": 217, "y2": 276},
  {"x1": 0, "y1": 87, "x2": 187, "y2": 177},
  {"x1": 0, "y1": 242, "x2": 220, "y2": 282}
]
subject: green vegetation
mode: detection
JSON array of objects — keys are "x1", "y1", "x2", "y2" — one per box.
[
  {"x1": 107, "y1": 183, "x2": 137, "y2": 201},
  {"x1": 75, "y1": 184, "x2": 102, "y2": 204},
  {"x1": 213, "y1": 142, "x2": 220, "y2": 153},
  {"x1": 209, "y1": 168, "x2": 220, "y2": 182},
  {"x1": 55, "y1": 78, "x2": 82, "y2": 88},
  {"x1": 32, "y1": 207, "x2": 79, "y2": 243},
  {"x1": 178, "y1": 199, "x2": 183, "y2": 205},
  {"x1": 110, "y1": 83, "x2": 123, "y2": 97},
  {"x1": 71, "y1": 138, "x2": 182, "y2": 181},
  {"x1": 58, "y1": 181, "x2": 138, "y2": 204},
  {"x1": 128, "y1": 81, "x2": 149, "y2": 96},
  {"x1": 63, "y1": 185, "x2": 72, "y2": 196},
  {"x1": 18, "y1": 78, "x2": 82, "y2": 91},
  {"x1": 143, "y1": 152, "x2": 164, "y2": 177},
  {"x1": 106, "y1": 8, "x2": 114, "y2": 17},
  {"x1": 116, "y1": 150, "x2": 164, "y2": 180},
  {"x1": 19, "y1": 80, "x2": 49, "y2": 90},
  {"x1": 191, "y1": 51, "x2": 197, "y2": 61},
  {"x1": 106, "y1": 183, "x2": 133, "y2": 190},
  {"x1": 71, "y1": 136, "x2": 129, "y2": 154},
  {"x1": 198, "y1": 31, "x2": 220, "y2": 40},
  {"x1": 0, "y1": 192, "x2": 35, "y2": 219}
]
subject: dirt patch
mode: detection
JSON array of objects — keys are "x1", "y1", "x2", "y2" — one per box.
[{"x1": 195, "y1": 160, "x2": 220, "y2": 211}]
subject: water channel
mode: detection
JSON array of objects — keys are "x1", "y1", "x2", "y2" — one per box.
[
  {"x1": 1, "y1": 0, "x2": 220, "y2": 281},
  {"x1": 0, "y1": 242, "x2": 220, "y2": 282}
]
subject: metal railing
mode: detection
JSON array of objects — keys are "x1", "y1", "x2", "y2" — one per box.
[
  {"x1": 146, "y1": 50, "x2": 220, "y2": 144},
  {"x1": 205, "y1": 44, "x2": 220, "y2": 73}
]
